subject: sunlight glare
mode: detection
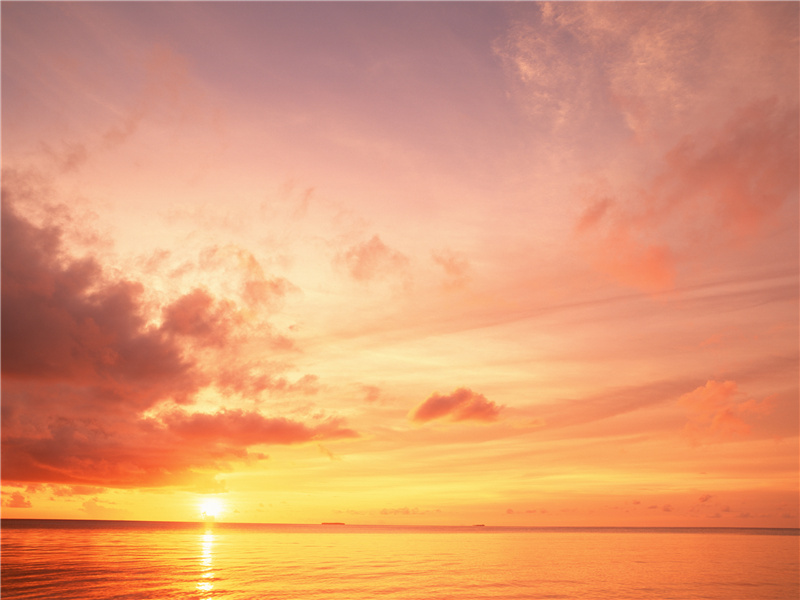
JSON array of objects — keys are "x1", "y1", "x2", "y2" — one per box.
[{"x1": 199, "y1": 498, "x2": 224, "y2": 520}]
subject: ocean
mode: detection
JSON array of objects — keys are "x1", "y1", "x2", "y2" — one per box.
[{"x1": 1, "y1": 520, "x2": 797, "y2": 600}]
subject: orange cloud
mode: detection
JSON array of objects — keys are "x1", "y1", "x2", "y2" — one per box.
[
  {"x1": 1, "y1": 186, "x2": 356, "y2": 490},
  {"x1": 2, "y1": 491, "x2": 33, "y2": 509},
  {"x1": 679, "y1": 380, "x2": 773, "y2": 444},
  {"x1": 160, "y1": 409, "x2": 357, "y2": 446},
  {"x1": 411, "y1": 387, "x2": 502, "y2": 424},
  {"x1": 49, "y1": 485, "x2": 107, "y2": 497}
]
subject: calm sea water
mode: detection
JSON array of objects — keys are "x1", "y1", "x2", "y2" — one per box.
[{"x1": 1, "y1": 520, "x2": 797, "y2": 600}]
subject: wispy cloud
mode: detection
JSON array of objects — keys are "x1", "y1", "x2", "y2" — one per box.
[
  {"x1": 338, "y1": 235, "x2": 410, "y2": 283},
  {"x1": 679, "y1": 380, "x2": 773, "y2": 445}
]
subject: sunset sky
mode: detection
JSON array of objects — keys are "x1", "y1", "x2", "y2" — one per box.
[{"x1": 2, "y1": 1, "x2": 798, "y2": 527}]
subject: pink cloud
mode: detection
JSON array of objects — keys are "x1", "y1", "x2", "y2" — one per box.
[
  {"x1": 411, "y1": 387, "x2": 502, "y2": 423},
  {"x1": 497, "y1": 3, "x2": 797, "y2": 142},
  {"x1": 679, "y1": 380, "x2": 773, "y2": 444},
  {"x1": 658, "y1": 99, "x2": 798, "y2": 237},
  {"x1": 160, "y1": 288, "x2": 235, "y2": 347},
  {"x1": 339, "y1": 235, "x2": 409, "y2": 282},
  {"x1": 432, "y1": 249, "x2": 470, "y2": 288},
  {"x1": 576, "y1": 99, "x2": 797, "y2": 292}
]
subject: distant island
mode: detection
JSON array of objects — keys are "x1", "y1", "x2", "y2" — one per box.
[{"x1": 321, "y1": 522, "x2": 346, "y2": 525}]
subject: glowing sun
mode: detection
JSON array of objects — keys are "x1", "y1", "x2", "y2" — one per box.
[{"x1": 200, "y1": 498, "x2": 223, "y2": 520}]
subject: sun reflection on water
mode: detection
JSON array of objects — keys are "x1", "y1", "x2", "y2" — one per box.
[{"x1": 196, "y1": 529, "x2": 215, "y2": 597}]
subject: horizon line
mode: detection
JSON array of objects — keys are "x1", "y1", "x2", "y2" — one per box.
[{"x1": 1, "y1": 517, "x2": 797, "y2": 532}]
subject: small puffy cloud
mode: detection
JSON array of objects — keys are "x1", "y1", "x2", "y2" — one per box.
[
  {"x1": 338, "y1": 235, "x2": 409, "y2": 282},
  {"x1": 2, "y1": 491, "x2": 32, "y2": 508},
  {"x1": 679, "y1": 380, "x2": 773, "y2": 444},
  {"x1": 362, "y1": 385, "x2": 382, "y2": 403},
  {"x1": 698, "y1": 494, "x2": 713, "y2": 503},
  {"x1": 410, "y1": 387, "x2": 502, "y2": 424},
  {"x1": 432, "y1": 249, "x2": 470, "y2": 289}
]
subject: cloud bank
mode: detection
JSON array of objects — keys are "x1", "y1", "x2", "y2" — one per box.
[{"x1": 1, "y1": 183, "x2": 357, "y2": 490}]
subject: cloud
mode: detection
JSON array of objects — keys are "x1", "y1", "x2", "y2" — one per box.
[
  {"x1": 1, "y1": 192, "x2": 198, "y2": 408},
  {"x1": 432, "y1": 249, "x2": 470, "y2": 289},
  {"x1": 657, "y1": 99, "x2": 798, "y2": 238},
  {"x1": 215, "y1": 370, "x2": 320, "y2": 400},
  {"x1": 2, "y1": 491, "x2": 33, "y2": 508},
  {"x1": 496, "y1": 3, "x2": 798, "y2": 140},
  {"x1": 410, "y1": 387, "x2": 502, "y2": 424},
  {"x1": 338, "y1": 235, "x2": 409, "y2": 282},
  {"x1": 2, "y1": 405, "x2": 356, "y2": 488},
  {"x1": 498, "y1": 3, "x2": 797, "y2": 294},
  {"x1": 197, "y1": 245, "x2": 295, "y2": 312},
  {"x1": 576, "y1": 99, "x2": 798, "y2": 292},
  {"x1": 679, "y1": 380, "x2": 773, "y2": 444},
  {"x1": 160, "y1": 288, "x2": 235, "y2": 347},
  {"x1": 50, "y1": 485, "x2": 107, "y2": 497},
  {"x1": 698, "y1": 494, "x2": 713, "y2": 504},
  {"x1": 578, "y1": 219, "x2": 676, "y2": 292},
  {"x1": 362, "y1": 385, "x2": 382, "y2": 403},
  {"x1": 103, "y1": 42, "x2": 211, "y2": 149},
  {"x1": 1, "y1": 182, "x2": 357, "y2": 490},
  {"x1": 160, "y1": 409, "x2": 357, "y2": 446},
  {"x1": 318, "y1": 444, "x2": 340, "y2": 461}
]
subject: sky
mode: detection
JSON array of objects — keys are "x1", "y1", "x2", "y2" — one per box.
[{"x1": 1, "y1": 1, "x2": 798, "y2": 527}]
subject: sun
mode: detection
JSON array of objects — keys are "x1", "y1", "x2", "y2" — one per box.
[{"x1": 199, "y1": 498, "x2": 224, "y2": 521}]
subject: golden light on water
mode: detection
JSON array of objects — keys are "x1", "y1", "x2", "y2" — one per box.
[{"x1": 196, "y1": 531, "x2": 215, "y2": 597}]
